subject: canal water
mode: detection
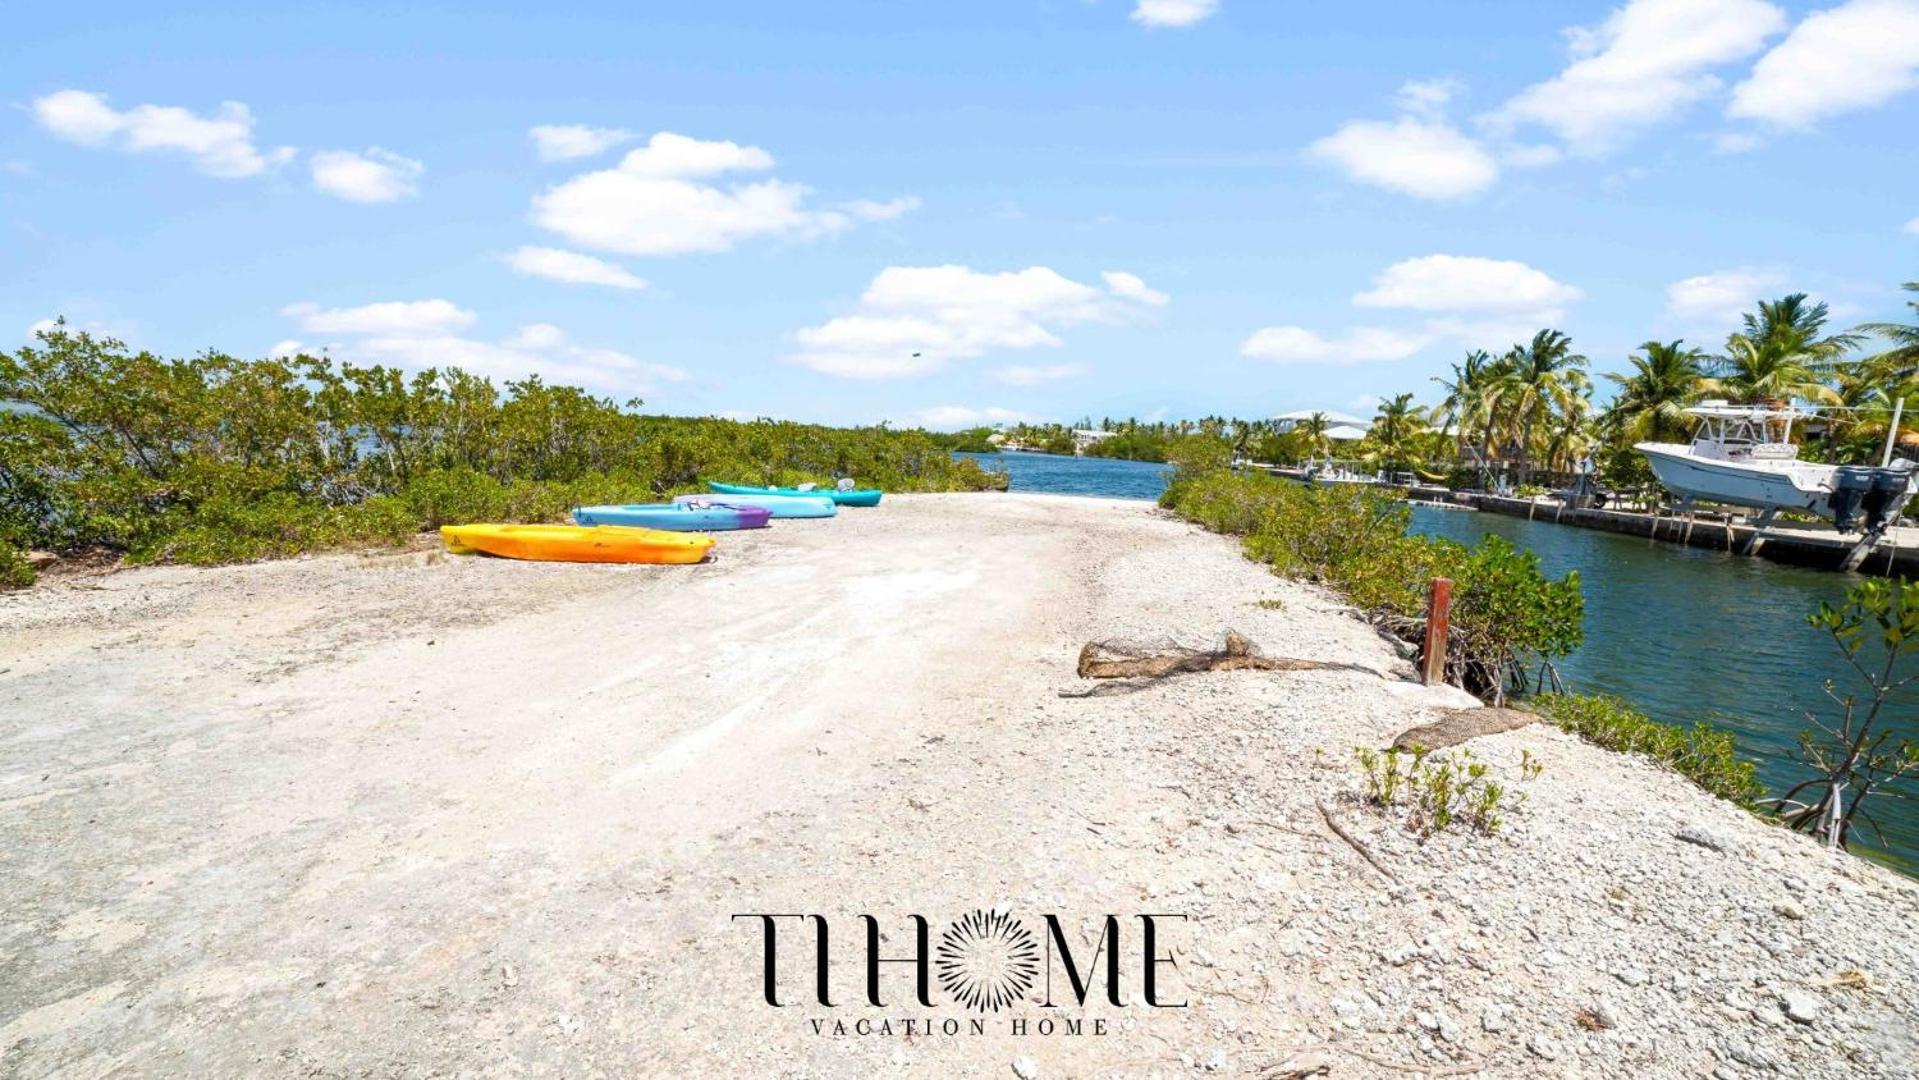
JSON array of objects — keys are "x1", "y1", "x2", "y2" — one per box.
[{"x1": 963, "y1": 450, "x2": 1918, "y2": 870}]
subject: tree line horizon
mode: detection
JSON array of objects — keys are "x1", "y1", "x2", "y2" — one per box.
[{"x1": 969, "y1": 281, "x2": 1919, "y2": 490}]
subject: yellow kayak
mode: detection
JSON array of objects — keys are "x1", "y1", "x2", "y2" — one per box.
[{"x1": 440, "y1": 524, "x2": 714, "y2": 565}]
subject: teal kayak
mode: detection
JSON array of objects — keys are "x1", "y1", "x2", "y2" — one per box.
[
  {"x1": 709, "y1": 481, "x2": 883, "y2": 507},
  {"x1": 673, "y1": 493, "x2": 837, "y2": 518}
]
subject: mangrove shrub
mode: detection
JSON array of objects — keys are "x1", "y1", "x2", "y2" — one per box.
[
  {"x1": 0, "y1": 324, "x2": 1000, "y2": 573},
  {"x1": 1161, "y1": 461, "x2": 1582, "y2": 702}
]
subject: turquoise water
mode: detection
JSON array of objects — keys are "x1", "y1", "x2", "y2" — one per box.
[
  {"x1": 963, "y1": 450, "x2": 1918, "y2": 869},
  {"x1": 960, "y1": 450, "x2": 1172, "y2": 500}
]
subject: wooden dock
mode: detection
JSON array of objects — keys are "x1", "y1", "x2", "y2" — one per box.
[{"x1": 1405, "y1": 486, "x2": 1918, "y2": 576}]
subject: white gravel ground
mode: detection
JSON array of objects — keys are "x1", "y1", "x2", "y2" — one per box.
[{"x1": 1, "y1": 493, "x2": 1914, "y2": 1078}]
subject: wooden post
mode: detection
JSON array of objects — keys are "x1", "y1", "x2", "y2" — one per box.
[
  {"x1": 1421, "y1": 577, "x2": 1452, "y2": 686},
  {"x1": 1881, "y1": 397, "x2": 1906, "y2": 468}
]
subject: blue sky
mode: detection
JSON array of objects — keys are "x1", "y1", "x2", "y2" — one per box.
[{"x1": 5, "y1": 0, "x2": 1917, "y2": 428}]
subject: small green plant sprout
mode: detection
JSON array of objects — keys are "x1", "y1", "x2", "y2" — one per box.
[
  {"x1": 1469, "y1": 779, "x2": 1506, "y2": 834},
  {"x1": 1355, "y1": 745, "x2": 1519, "y2": 838},
  {"x1": 1519, "y1": 749, "x2": 1544, "y2": 781},
  {"x1": 1256, "y1": 597, "x2": 1286, "y2": 610},
  {"x1": 1771, "y1": 578, "x2": 1919, "y2": 851}
]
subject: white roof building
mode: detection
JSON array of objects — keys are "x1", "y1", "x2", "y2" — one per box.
[
  {"x1": 1071, "y1": 428, "x2": 1118, "y2": 452},
  {"x1": 1271, "y1": 410, "x2": 1373, "y2": 441}
]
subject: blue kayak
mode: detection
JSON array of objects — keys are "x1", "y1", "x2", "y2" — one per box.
[
  {"x1": 673, "y1": 493, "x2": 838, "y2": 519},
  {"x1": 573, "y1": 503, "x2": 772, "y2": 531},
  {"x1": 710, "y1": 481, "x2": 883, "y2": 507}
]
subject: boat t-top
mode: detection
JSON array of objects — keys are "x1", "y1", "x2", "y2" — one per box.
[{"x1": 1635, "y1": 401, "x2": 1915, "y2": 533}]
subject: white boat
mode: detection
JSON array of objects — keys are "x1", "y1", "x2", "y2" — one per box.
[
  {"x1": 1635, "y1": 402, "x2": 1915, "y2": 532},
  {"x1": 1305, "y1": 461, "x2": 1383, "y2": 487}
]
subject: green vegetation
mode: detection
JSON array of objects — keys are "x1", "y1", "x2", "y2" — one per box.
[
  {"x1": 0, "y1": 324, "x2": 999, "y2": 577},
  {"x1": 1356, "y1": 745, "x2": 1516, "y2": 837},
  {"x1": 1775, "y1": 577, "x2": 1919, "y2": 850},
  {"x1": 1532, "y1": 693, "x2": 1764, "y2": 807},
  {"x1": 1161, "y1": 461, "x2": 1581, "y2": 702},
  {"x1": 0, "y1": 542, "x2": 34, "y2": 588}
]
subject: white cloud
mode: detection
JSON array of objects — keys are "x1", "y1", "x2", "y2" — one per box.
[
  {"x1": 1728, "y1": 0, "x2": 1919, "y2": 129},
  {"x1": 529, "y1": 124, "x2": 633, "y2": 162},
  {"x1": 1396, "y1": 78, "x2": 1463, "y2": 117},
  {"x1": 617, "y1": 132, "x2": 775, "y2": 177},
  {"x1": 1241, "y1": 255, "x2": 1585, "y2": 366},
  {"x1": 842, "y1": 196, "x2": 922, "y2": 222},
  {"x1": 29, "y1": 89, "x2": 293, "y2": 178},
  {"x1": 310, "y1": 148, "x2": 422, "y2": 203},
  {"x1": 1239, "y1": 325, "x2": 1433, "y2": 365},
  {"x1": 898, "y1": 405, "x2": 1038, "y2": 430},
  {"x1": 1353, "y1": 255, "x2": 1583, "y2": 313},
  {"x1": 1131, "y1": 0, "x2": 1220, "y2": 28},
  {"x1": 791, "y1": 265, "x2": 1158, "y2": 379},
  {"x1": 268, "y1": 339, "x2": 305, "y2": 359},
  {"x1": 282, "y1": 299, "x2": 476, "y2": 336},
  {"x1": 1905, "y1": 216, "x2": 1919, "y2": 235},
  {"x1": 1101, "y1": 271, "x2": 1170, "y2": 306},
  {"x1": 505, "y1": 246, "x2": 649, "y2": 290},
  {"x1": 503, "y1": 323, "x2": 568, "y2": 350},
  {"x1": 1663, "y1": 266, "x2": 1790, "y2": 326},
  {"x1": 1490, "y1": 0, "x2": 1787, "y2": 153},
  {"x1": 280, "y1": 303, "x2": 685, "y2": 394},
  {"x1": 1307, "y1": 117, "x2": 1499, "y2": 199},
  {"x1": 531, "y1": 131, "x2": 876, "y2": 256},
  {"x1": 989, "y1": 363, "x2": 1089, "y2": 386}
]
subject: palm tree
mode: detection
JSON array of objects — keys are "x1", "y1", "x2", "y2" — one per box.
[
  {"x1": 1367, "y1": 393, "x2": 1428, "y2": 477},
  {"x1": 1602, "y1": 340, "x2": 1707, "y2": 444},
  {"x1": 1543, "y1": 396, "x2": 1597, "y2": 475},
  {"x1": 1296, "y1": 412, "x2": 1333, "y2": 464},
  {"x1": 1432, "y1": 348, "x2": 1514, "y2": 480},
  {"x1": 1708, "y1": 333, "x2": 1843, "y2": 406},
  {"x1": 1857, "y1": 281, "x2": 1919, "y2": 386},
  {"x1": 1495, "y1": 330, "x2": 1590, "y2": 484},
  {"x1": 1432, "y1": 349, "x2": 1488, "y2": 451},
  {"x1": 1743, "y1": 293, "x2": 1861, "y2": 366},
  {"x1": 1709, "y1": 293, "x2": 1859, "y2": 405}
]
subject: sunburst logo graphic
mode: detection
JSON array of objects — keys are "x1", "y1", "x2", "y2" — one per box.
[{"x1": 935, "y1": 909, "x2": 1040, "y2": 1013}]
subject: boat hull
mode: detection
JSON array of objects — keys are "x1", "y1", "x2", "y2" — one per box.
[
  {"x1": 673, "y1": 493, "x2": 837, "y2": 518},
  {"x1": 440, "y1": 524, "x2": 714, "y2": 564},
  {"x1": 572, "y1": 504, "x2": 771, "y2": 531},
  {"x1": 710, "y1": 481, "x2": 882, "y2": 507},
  {"x1": 1635, "y1": 443, "x2": 1832, "y2": 517}
]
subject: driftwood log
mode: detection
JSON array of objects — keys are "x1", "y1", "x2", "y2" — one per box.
[
  {"x1": 1391, "y1": 706, "x2": 1537, "y2": 751},
  {"x1": 1076, "y1": 631, "x2": 1359, "y2": 680}
]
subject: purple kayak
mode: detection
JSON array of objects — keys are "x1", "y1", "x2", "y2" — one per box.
[
  {"x1": 671, "y1": 493, "x2": 837, "y2": 519},
  {"x1": 572, "y1": 503, "x2": 771, "y2": 531}
]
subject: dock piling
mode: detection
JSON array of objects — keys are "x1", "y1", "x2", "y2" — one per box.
[{"x1": 1421, "y1": 578, "x2": 1452, "y2": 686}]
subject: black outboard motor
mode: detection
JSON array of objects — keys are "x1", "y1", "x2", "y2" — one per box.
[
  {"x1": 1862, "y1": 465, "x2": 1914, "y2": 532},
  {"x1": 1830, "y1": 466, "x2": 1872, "y2": 532}
]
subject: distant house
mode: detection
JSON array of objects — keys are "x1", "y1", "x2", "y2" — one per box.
[
  {"x1": 1072, "y1": 428, "x2": 1117, "y2": 454},
  {"x1": 1270, "y1": 409, "x2": 1372, "y2": 442}
]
